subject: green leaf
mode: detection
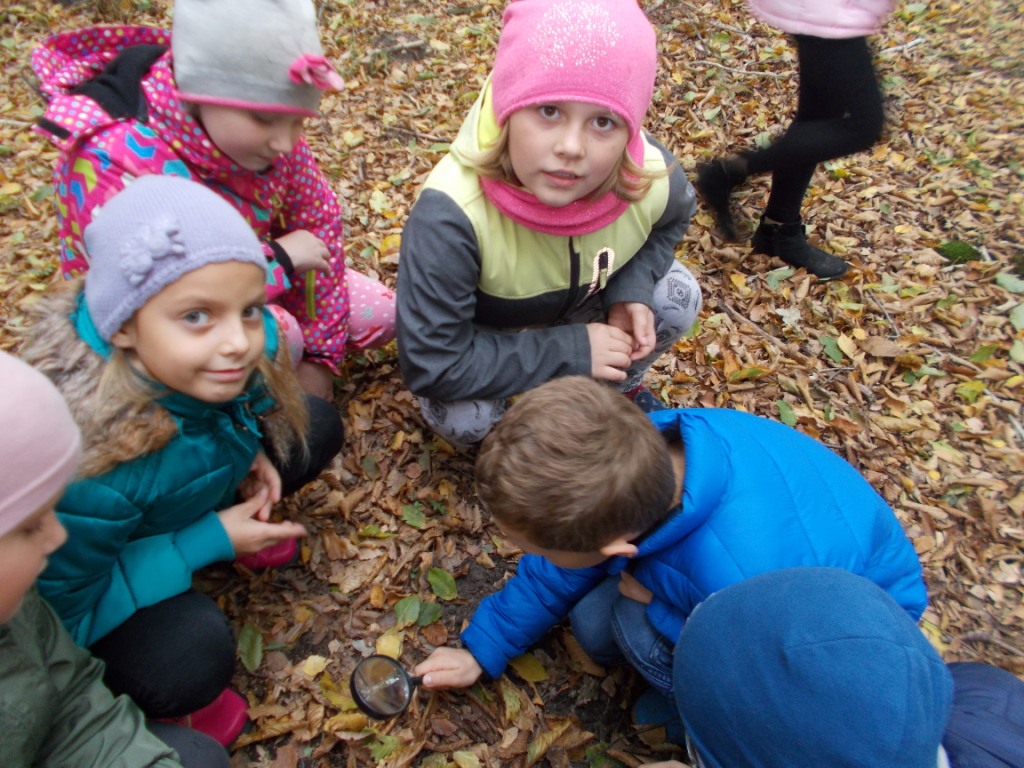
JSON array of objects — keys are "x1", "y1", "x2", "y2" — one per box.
[
  {"x1": 776, "y1": 400, "x2": 797, "y2": 427},
  {"x1": 1010, "y1": 304, "x2": 1024, "y2": 331},
  {"x1": 417, "y1": 601, "x2": 443, "y2": 626},
  {"x1": 996, "y1": 273, "x2": 1024, "y2": 294},
  {"x1": 360, "y1": 454, "x2": 380, "y2": 480},
  {"x1": 955, "y1": 380, "x2": 986, "y2": 404},
  {"x1": 402, "y1": 502, "x2": 427, "y2": 529},
  {"x1": 764, "y1": 266, "x2": 795, "y2": 290},
  {"x1": 357, "y1": 524, "x2": 395, "y2": 539},
  {"x1": 935, "y1": 240, "x2": 981, "y2": 263},
  {"x1": 508, "y1": 652, "x2": 548, "y2": 682},
  {"x1": 1010, "y1": 339, "x2": 1024, "y2": 364},
  {"x1": 369, "y1": 734, "x2": 401, "y2": 760},
  {"x1": 427, "y1": 567, "x2": 458, "y2": 600},
  {"x1": 728, "y1": 366, "x2": 769, "y2": 382},
  {"x1": 238, "y1": 623, "x2": 263, "y2": 673},
  {"x1": 969, "y1": 344, "x2": 999, "y2": 363},
  {"x1": 394, "y1": 595, "x2": 420, "y2": 628},
  {"x1": 820, "y1": 335, "x2": 845, "y2": 363},
  {"x1": 585, "y1": 744, "x2": 628, "y2": 768}
]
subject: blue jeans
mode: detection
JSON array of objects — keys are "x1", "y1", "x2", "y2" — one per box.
[{"x1": 568, "y1": 575, "x2": 676, "y2": 696}]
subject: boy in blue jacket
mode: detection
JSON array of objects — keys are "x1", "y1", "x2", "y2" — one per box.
[{"x1": 414, "y1": 376, "x2": 927, "y2": 708}]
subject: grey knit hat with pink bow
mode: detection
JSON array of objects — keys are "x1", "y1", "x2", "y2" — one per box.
[
  {"x1": 83, "y1": 175, "x2": 267, "y2": 341},
  {"x1": 172, "y1": 0, "x2": 344, "y2": 116}
]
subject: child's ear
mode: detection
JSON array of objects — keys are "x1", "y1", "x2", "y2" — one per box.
[
  {"x1": 110, "y1": 321, "x2": 138, "y2": 351},
  {"x1": 599, "y1": 537, "x2": 639, "y2": 559}
]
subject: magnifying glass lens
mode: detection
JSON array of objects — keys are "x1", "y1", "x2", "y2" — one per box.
[{"x1": 351, "y1": 656, "x2": 420, "y2": 719}]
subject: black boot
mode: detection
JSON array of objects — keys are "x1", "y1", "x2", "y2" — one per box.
[
  {"x1": 695, "y1": 157, "x2": 747, "y2": 241},
  {"x1": 751, "y1": 217, "x2": 848, "y2": 280}
]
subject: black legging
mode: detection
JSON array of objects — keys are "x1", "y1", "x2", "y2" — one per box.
[{"x1": 744, "y1": 35, "x2": 885, "y2": 223}]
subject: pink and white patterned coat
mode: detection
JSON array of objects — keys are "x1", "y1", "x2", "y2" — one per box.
[{"x1": 32, "y1": 26, "x2": 363, "y2": 371}]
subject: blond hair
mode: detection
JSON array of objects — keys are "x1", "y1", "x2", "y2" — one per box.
[{"x1": 475, "y1": 376, "x2": 676, "y2": 552}]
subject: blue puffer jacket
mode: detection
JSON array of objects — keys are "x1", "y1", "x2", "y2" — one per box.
[{"x1": 461, "y1": 408, "x2": 927, "y2": 679}]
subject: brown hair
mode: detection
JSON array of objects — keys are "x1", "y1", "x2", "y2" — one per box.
[
  {"x1": 475, "y1": 376, "x2": 676, "y2": 552},
  {"x1": 464, "y1": 122, "x2": 662, "y2": 203}
]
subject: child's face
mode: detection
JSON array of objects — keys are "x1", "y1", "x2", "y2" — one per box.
[
  {"x1": 196, "y1": 104, "x2": 306, "y2": 172},
  {"x1": 0, "y1": 503, "x2": 67, "y2": 624},
  {"x1": 506, "y1": 101, "x2": 629, "y2": 207},
  {"x1": 112, "y1": 261, "x2": 267, "y2": 403}
]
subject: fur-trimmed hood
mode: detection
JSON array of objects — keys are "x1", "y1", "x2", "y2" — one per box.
[{"x1": 18, "y1": 281, "x2": 305, "y2": 478}]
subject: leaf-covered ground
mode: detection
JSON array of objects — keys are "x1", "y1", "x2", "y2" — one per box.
[{"x1": 1, "y1": 0, "x2": 1022, "y2": 766}]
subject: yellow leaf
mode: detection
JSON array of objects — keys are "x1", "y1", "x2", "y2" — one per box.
[
  {"x1": 323, "y1": 712, "x2": 369, "y2": 734},
  {"x1": 375, "y1": 627, "x2": 405, "y2": 659},
  {"x1": 453, "y1": 751, "x2": 482, "y2": 768},
  {"x1": 0, "y1": 182, "x2": 22, "y2": 195},
  {"x1": 302, "y1": 655, "x2": 329, "y2": 677},
  {"x1": 508, "y1": 653, "x2": 548, "y2": 683},
  {"x1": 837, "y1": 333, "x2": 857, "y2": 359}
]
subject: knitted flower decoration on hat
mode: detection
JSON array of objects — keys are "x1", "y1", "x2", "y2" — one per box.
[
  {"x1": 0, "y1": 352, "x2": 82, "y2": 538},
  {"x1": 491, "y1": 0, "x2": 658, "y2": 162},
  {"x1": 172, "y1": 0, "x2": 343, "y2": 116},
  {"x1": 83, "y1": 175, "x2": 268, "y2": 341}
]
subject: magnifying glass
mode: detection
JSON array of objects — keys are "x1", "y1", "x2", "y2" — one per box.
[{"x1": 350, "y1": 655, "x2": 423, "y2": 719}]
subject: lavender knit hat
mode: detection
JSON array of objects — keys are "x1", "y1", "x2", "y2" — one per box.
[
  {"x1": 491, "y1": 0, "x2": 658, "y2": 161},
  {"x1": 83, "y1": 175, "x2": 268, "y2": 341},
  {"x1": 0, "y1": 352, "x2": 81, "y2": 538},
  {"x1": 172, "y1": 0, "x2": 344, "y2": 116}
]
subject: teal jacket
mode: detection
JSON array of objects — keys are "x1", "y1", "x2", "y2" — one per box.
[
  {"x1": 25, "y1": 285, "x2": 298, "y2": 647},
  {"x1": 0, "y1": 588, "x2": 182, "y2": 767}
]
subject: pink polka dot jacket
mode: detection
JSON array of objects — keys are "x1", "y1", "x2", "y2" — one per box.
[{"x1": 31, "y1": 26, "x2": 350, "y2": 372}]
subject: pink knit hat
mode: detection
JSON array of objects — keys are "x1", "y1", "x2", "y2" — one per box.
[
  {"x1": 0, "y1": 352, "x2": 81, "y2": 538},
  {"x1": 491, "y1": 0, "x2": 658, "y2": 161}
]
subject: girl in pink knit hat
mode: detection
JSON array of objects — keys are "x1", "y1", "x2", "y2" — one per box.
[
  {"x1": 396, "y1": 0, "x2": 703, "y2": 448},
  {"x1": 31, "y1": 0, "x2": 396, "y2": 401}
]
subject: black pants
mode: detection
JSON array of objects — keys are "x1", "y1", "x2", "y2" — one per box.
[
  {"x1": 272, "y1": 394, "x2": 345, "y2": 496},
  {"x1": 149, "y1": 722, "x2": 230, "y2": 768},
  {"x1": 89, "y1": 395, "x2": 344, "y2": 716},
  {"x1": 744, "y1": 35, "x2": 885, "y2": 223}
]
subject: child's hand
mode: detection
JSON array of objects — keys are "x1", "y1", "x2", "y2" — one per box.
[
  {"x1": 237, "y1": 452, "x2": 282, "y2": 521},
  {"x1": 618, "y1": 571, "x2": 654, "y2": 604},
  {"x1": 607, "y1": 301, "x2": 656, "y2": 361},
  {"x1": 217, "y1": 487, "x2": 307, "y2": 557},
  {"x1": 585, "y1": 323, "x2": 633, "y2": 382},
  {"x1": 275, "y1": 230, "x2": 331, "y2": 274},
  {"x1": 413, "y1": 647, "x2": 483, "y2": 689}
]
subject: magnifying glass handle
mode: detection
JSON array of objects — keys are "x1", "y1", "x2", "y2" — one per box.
[{"x1": 409, "y1": 675, "x2": 424, "y2": 686}]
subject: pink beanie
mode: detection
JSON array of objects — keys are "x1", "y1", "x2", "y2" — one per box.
[
  {"x1": 491, "y1": 0, "x2": 658, "y2": 160},
  {"x1": 0, "y1": 351, "x2": 81, "y2": 538}
]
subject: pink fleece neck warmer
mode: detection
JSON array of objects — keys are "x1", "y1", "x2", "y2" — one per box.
[{"x1": 483, "y1": 0, "x2": 658, "y2": 235}]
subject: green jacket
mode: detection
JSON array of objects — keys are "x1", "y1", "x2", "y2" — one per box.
[{"x1": 0, "y1": 589, "x2": 182, "y2": 768}]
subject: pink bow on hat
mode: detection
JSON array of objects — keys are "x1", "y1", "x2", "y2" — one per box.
[{"x1": 289, "y1": 54, "x2": 344, "y2": 91}]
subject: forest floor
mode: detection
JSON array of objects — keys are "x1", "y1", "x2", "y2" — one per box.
[{"x1": 1, "y1": 0, "x2": 1022, "y2": 766}]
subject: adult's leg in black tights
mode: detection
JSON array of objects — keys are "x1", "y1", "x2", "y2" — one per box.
[
  {"x1": 745, "y1": 35, "x2": 885, "y2": 222},
  {"x1": 89, "y1": 590, "x2": 236, "y2": 718},
  {"x1": 271, "y1": 394, "x2": 344, "y2": 497}
]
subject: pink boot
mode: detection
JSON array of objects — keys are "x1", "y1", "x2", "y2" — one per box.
[
  {"x1": 236, "y1": 538, "x2": 298, "y2": 571},
  {"x1": 183, "y1": 689, "x2": 249, "y2": 747}
]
